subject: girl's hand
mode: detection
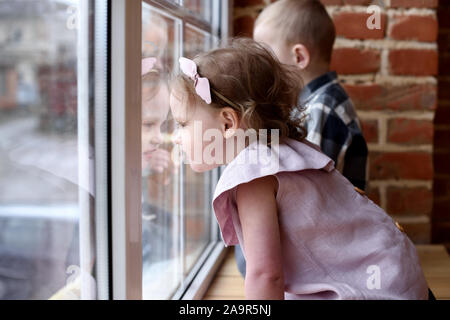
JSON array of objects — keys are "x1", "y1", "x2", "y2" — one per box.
[
  {"x1": 146, "y1": 148, "x2": 171, "y2": 173},
  {"x1": 236, "y1": 175, "x2": 285, "y2": 300},
  {"x1": 143, "y1": 148, "x2": 175, "y2": 185}
]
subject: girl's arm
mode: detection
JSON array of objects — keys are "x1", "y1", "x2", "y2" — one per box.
[{"x1": 235, "y1": 175, "x2": 284, "y2": 300}]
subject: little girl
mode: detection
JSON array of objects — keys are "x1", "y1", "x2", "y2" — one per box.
[{"x1": 169, "y1": 38, "x2": 430, "y2": 300}]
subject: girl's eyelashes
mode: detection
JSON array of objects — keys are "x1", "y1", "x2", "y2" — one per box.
[
  {"x1": 176, "y1": 121, "x2": 187, "y2": 128},
  {"x1": 142, "y1": 121, "x2": 157, "y2": 128}
]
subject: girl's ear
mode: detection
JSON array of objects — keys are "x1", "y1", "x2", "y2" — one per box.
[
  {"x1": 219, "y1": 107, "x2": 240, "y2": 138},
  {"x1": 292, "y1": 44, "x2": 310, "y2": 70}
]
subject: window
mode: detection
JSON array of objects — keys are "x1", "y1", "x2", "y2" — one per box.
[
  {"x1": 141, "y1": 5, "x2": 181, "y2": 299},
  {"x1": 183, "y1": 0, "x2": 213, "y2": 23},
  {"x1": 0, "y1": 0, "x2": 229, "y2": 300},
  {"x1": 0, "y1": 0, "x2": 109, "y2": 300},
  {"x1": 140, "y1": 0, "x2": 228, "y2": 300}
]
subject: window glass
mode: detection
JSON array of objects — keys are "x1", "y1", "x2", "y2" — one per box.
[
  {"x1": 0, "y1": 0, "x2": 97, "y2": 299},
  {"x1": 182, "y1": 0, "x2": 212, "y2": 23},
  {"x1": 183, "y1": 25, "x2": 214, "y2": 275},
  {"x1": 184, "y1": 24, "x2": 213, "y2": 58},
  {"x1": 141, "y1": 4, "x2": 181, "y2": 300},
  {"x1": 142, "y1": 0, "x2": 223, "y2": 300}
]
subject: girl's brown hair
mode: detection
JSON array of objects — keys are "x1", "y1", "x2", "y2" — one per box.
[{"x1": 171, "y1": 37, "x2": 306, "y2": 143}]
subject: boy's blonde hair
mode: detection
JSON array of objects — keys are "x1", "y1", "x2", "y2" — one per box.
[
  {"x1": 171, "y1": 38, "x2": 306, "y2": 143},
  {"x1": 255, "y1": 0, "x2": 336, "y2": 64}
]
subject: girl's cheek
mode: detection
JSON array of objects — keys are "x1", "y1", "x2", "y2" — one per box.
[
  {"x1": 150, "y1": 126, "x2": 163, "y2": 145},
  {"x1": 141, "y1": 130, "x2": 150, "y2": 146}
]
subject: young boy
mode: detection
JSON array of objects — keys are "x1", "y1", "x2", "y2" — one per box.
[{"x1": 234, "y1": 0, "x2": 369, "y2": 278}]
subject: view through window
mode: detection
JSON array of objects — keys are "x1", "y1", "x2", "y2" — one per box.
[
  {"x1": 0, "y1": 0, "x2": 102, "y2": 300},
  {"x1": 141, "y1": 0, "x2": 222, "y2": 299}
]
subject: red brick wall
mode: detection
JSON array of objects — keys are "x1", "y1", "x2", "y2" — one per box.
[{"x1": 233, "y1": 0, "x2": 443, "y2": 244}]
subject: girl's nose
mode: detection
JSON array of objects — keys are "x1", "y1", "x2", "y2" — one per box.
[{"x1": 150, "y1": 131, "x2": 163, "y2": 146}]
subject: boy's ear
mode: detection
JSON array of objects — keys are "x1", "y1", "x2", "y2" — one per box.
[
  {"x1": 292, "y1": 44, "x2": 310, "y2": 70},
  {"x1": 219, "y1": 107, "x2": 240, "y2": 137}
]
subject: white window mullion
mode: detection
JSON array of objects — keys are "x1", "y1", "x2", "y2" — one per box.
[
  {"x1": 77, "y1": 0, "x2": 96, "y2": 301},
  {"x1": 93, "y1": 0, "x2": 110, "y2": 301},
  {"x1": 221, "y1": 0, "x2": 232, "y2": 39},
  {"x1": 178, "y1": 18, "x2": 186, "y2": 298}
]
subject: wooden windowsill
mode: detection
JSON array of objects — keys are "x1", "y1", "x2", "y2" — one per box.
[{"x1": 204, "y1": 245, "x2": 450, "y2": 300}]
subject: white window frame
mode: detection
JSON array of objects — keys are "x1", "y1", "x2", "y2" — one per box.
[
  {"x1": 110, "y1": 0, "x2": 232, "y2": 300},
  {"x1": 78, "y1": 0, "x2": 110, "y2": 300},
  {"x1": 111, "y1": 0, "x2": 143, "y2": 300}
]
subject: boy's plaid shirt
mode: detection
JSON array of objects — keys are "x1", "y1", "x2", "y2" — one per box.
[{"x1": 291, "y1": 71, "x2": 368, "y2": 191}]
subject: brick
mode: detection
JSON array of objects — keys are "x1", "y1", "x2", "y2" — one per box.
[
  {"x1": 432, "y1": 222, "x2": 450, "y2": 243},
  {"x1": 333, "y1": 12, "x2": 386, "y2": 39},
  {"x1": 320, "y1": 0, "x2": 343, "y2": 5},
  {"x1": 367, "y1": 185, "x2": 381, "y2": 207},
  {"x1": 434, "y1": 151, "x2": 450, "y2": 176},
  {"x1": 386, "y1": 186, "x2": 433, "y2": 216},
  {"x1": 344, "y1": 83, "x2": 437, "y2": 111},
  {"x1": 369, "y1": 152, "x2": 433, "y2": 180},
  {"x1": 434, "y1": 128, "x2": 450, "y2": 149},
  {"x1": 343, "y1": 0, "x2": 372, "y2": 4},
  {"x1": 432, "y1": 198, "x2": 450, "y2": 220},
  {"x1": 234, "y1": 0, "x2": 265, "y2": 7},
  {"x1": 433, "y1": 177, "x2": 450, "y2": 198},
  {"x1": 439, "y1": 54, "x2": 450, "y2": 75},
  {"x1": 390, "y1": 0, "x2": 438, "y2": 8},
  {"x1": 387, "y1": 118, "x2": 433, "y2": 145},
  {"x1": 389, "y1": 49, "x2": 438, "y2": 76},
  {"x1": 435, "y1": 105, "x2": 450, "y2": 124},
  {"x1": 389, "y1": 15, "x2": 438, "y2": 42},
  {"x1": 438, "y1": 80, "x2": 450, "y2": 101},
  {"x1": 360, "y1": 119, "x2": 379, "y2": 143},
  {"x1": 438, "y1": 7, "x2": 450, "y2": 29},
  {"x1": 399, "y1": 220, "x2": 431, "y2": 244},
  {"x1": 233, "y1": 15, "x2": 255, "y2": 37},
  {"x1": 331, "y1": 48, "x2": 380, "y2": 74},
  {"x1": 438, "y1": 32, "x2": 450, "y2": 54}
]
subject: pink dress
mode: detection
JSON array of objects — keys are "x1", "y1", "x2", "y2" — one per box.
[{"x1": 212, "y1": 138, "x2": 429, "y2": 300}]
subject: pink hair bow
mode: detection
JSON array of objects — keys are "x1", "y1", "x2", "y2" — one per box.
[
  {"x1": 179, "y1": 57, "x2": 212, "y2": 104},
  {"x1": 142, "y1": 57, "x2": 157, "y2": 76}
]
